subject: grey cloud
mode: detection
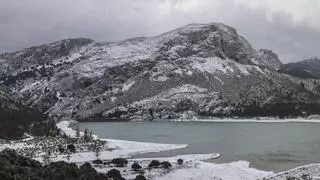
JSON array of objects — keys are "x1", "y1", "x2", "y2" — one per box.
[{"x1": 1, "y1": 0, "x2": 320, "y2": 63}]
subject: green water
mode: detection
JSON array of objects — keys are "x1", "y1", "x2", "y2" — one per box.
[{"x1": 78, "y1": 121, "x2": 320, "y2": 172}]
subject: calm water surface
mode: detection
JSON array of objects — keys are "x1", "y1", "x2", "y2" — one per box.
[{"x1": 78, "y1": 121, "x2": 320, "y2": 172}]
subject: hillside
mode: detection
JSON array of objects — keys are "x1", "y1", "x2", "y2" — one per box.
[
  {"x1": 279, "y1": 57, "x2": 320, "y2": 79},
  {"x1": 1, "y1": 23, "x2": 320, "y2": 120},
  {"x1": 0, "y1": 88, "x2": 52, "y2": 139}
]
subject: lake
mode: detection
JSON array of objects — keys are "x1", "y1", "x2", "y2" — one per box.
[{"x1": 78, "y1": 121, "x2": 320, "y2": 172}]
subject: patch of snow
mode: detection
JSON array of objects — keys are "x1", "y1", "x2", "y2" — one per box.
[
  {"x1": 179, "y1": 118, "x2": 320, "y2": 123},
  {"x1": 20, "y1": 80, "x2": 46, "y2": 93},
  {"x1": 163, "y1": 84, "x2": 208, "y2": 96},
  {"x1": 135, "y1": 153, "x2": 220, "y2": 162},
  {"x1": 191, "y1": 57, "x2": 233, "y2": 74},
  {"x1": 174, "y1": 69, "x2": 183, "y2": 75},
  {"x1": 236, "y1": 63, "x2": 250, "y2": 75},
  {"x1": 264, "y1": 163, "x2": 320, "y2": 180},
  {"x1": 133, "y1": 84, "x2": 210, "y2": 107},
  {"x1": 214, "y1": 76, "x2": 224, "y2": 84},
  {"x1": 254, "y1": 66, "x2": 268, "y2": 77},
  {"x1": 186, "y1": 70, "x2": 193, "y2": 75},
  {"x1": 158, "y1": 161, "x2": 273, "y2": 180},
  {"x1": 153, "y1": 75, "x2": 169, "y2": 82},
  {"x1": 251, "y1": 58, "x2": 260, "y2": 65},
  {"x1": 122, "y1": 81, "x2": 135, "y2": 92},
  {"x1": 191, "y1": 57, "x2": 251, "y2": 76},
  {"x1": 111, "y1": 96, "x2": 117, "y2": 102}
]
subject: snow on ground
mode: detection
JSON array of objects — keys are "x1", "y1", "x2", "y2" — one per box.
[
  {"x1": 54, "y1": 138, "x2": 188, "y2": 163},
  {"x1": 136, "y1": 153, "x2": 220, "y2": 162},
  {"x1": 180, "y1": 118, "x2": 320, "y2": 123},
  {"x1": 191, "y1": 57, "x2": 254, "y2": 76},
  {"x1": 94, "y1": 153, "x2": 221, "y2": 180},
  {"x1": 263, "y1": 163, "x2": 320, "y2": 180},
  {"x1": 122, "y1": 80, "x2": 136, "y2": 92},
  {"x1": 158, "y1": 161, "x2": 273, "y2": 180}
]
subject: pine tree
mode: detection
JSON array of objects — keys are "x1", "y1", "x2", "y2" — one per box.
[
  {"x1": 94, "y1": 140, "x2": 101, "y2": 160},
  {"x1": 76, "y1": 126, "x2": 80, "y2": 138},
  {"x1": 89, "y1": 131, "x2": 93, "y2": 140},
  {"x1": 66, "y1": 151, "x2": 71, "y2": 163},
  {"x1": 84, "y1": 129, "x2": 89, "y2": 142}
]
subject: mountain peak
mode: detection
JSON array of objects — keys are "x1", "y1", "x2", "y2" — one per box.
[{"x1": 2, "y1": 22, "x2": 317, "y2": 120}]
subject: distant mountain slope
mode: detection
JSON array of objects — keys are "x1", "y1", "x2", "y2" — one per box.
[
  {"x1": 279, "y1": 57, "x2": 320, "y2": 79},
  {"x1": 0, "y1": 22, "x2": 319, "y2": 120}
]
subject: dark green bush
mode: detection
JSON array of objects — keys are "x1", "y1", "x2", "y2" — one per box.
[
  {"x1": 111, "y1": 158, "x2": 128, "y2": 167},
  {"x1": 135, "y1": 174, "x2": 147, "y2": 180},
  {"x1": 67, "y1": 144, "x2": 76, "y2": 153},
  {"x1": 106, "y1": 169, "x2": 124, "y2": 180},
  {"x1": 131, "y1": 162, "x2": 142, "y2": 171},
  {"x1": 93, "y1": 159, "x2": 103, "y2": 165},
  {"x1": 148, "y1": 160, "x2": 160, "y2": 168},
  {"x1": 160, "y1": 161, "x2": 172, "y2": 169},
  {"x1": 0, "y1": 149, "x2": 108, "y2": 180}
]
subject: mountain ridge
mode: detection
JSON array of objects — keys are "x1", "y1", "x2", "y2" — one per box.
[
  {"x1": 279, "y1": 57, "x2": 320, "y2": 79},
  {"x1": 1, "y1": 22, "x2": 319, "y2": 120}
]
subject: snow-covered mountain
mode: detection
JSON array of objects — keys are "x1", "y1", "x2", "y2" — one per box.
[{"x1": 1, "y1": 22, "x2": 320, "y2": 120}]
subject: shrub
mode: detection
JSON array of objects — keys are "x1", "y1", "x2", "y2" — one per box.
[
  {"x1": 177, "y1": 159, "x2": 184, "y2": 165},
  {"x1": 111, "y1": 158, "x2": 128, "y2": 167},
  {"x1": 131, "y1": 162, "x2": 142, "y2": 171},
  {"x1": 135, "y1": 174, "x2": 147, "y2": 180},
  {"x1": 106, "y1": 169, "x2": 124, "y2": 180},
  {"x1": 160, "y1": 161, "x2": 172, "y2": 169},
  {"x1": 58, "y1": 146, "x2": 65, "y2": 154},
  {"x1": 80, "y1": 162, "x2": 96, "y2": 172},
  {"x1": 92, "y1": 159, "x2": 103, "y2": 165},
  {"x1": 67, "y1": 144, "x2": 76, "y2": 153},
  {"x1": 0, "y1": 150, "x2": 108, "y2": 180},
  {"x1": 301, "y1": 174, "x2": 311, "y2": 180},
  {"x1": 148, "y1": 160, "x2": 160, "y2": 168}
]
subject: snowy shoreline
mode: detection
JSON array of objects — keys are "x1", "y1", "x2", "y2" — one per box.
[
  {"x1": 56, "y1": 120, "x2": 190, "y2": 162},
  {"x1": 159, "y1": 117, "x2": 320, "y2": 123}
]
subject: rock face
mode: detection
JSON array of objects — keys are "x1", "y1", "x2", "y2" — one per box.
[
  {"x1": 279, "y1": 57, "x2": 320, "y2": 79},
  {"x1": 1, "y1": 22, "x2": 320, "y2": 120}
]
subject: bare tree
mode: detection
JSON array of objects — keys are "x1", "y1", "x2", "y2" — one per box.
[
  {"x1": 43, "y1": 150, "x2": 51, "y2": 165},
  {"x1": 66, "y1": 151, "x2": 71, "y2": 163},
  {"x1": 93, "y1": 140, "x2": 102, "y2": 160},
  {"x1": 89, "y1": 131, "x2": 93, "y2": 140}
]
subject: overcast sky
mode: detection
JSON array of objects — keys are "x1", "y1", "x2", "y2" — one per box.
[{"x1": 1, "y1": 0, "x2": 320, "y2": 63}]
